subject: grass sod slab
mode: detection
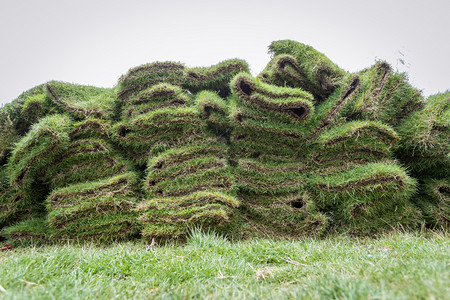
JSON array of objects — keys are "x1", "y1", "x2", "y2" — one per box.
[
  {"x1": 183, "y1": 59, "x2": 250, "y2": 97},
  {"x1": 46, "y1": 81, "x2": 117, "y2": 120},
  {"x1": 121, "y1": 83, "x2": 191, "y2": 120},
  {"x1": 20, "y1": 93, "x2": 56, "y2": 128},
  {"x1": 414, "y1": 178, "x2": 450, "y2": 228},
  {"x1": 136, "y1": 191, "x2": 241, "y2": 241},
  {"x1": 396, "y1": 91, "x2": 449, "y2": 179},
  {"x1": 45, "y1": 172, "x2": 141, "y2": 241},
  {"x1": 44, "y1": 138, "x2": 131, "y2": 190},
  {"x1": 2, "y1": 217, "x2": 55, "y2": 244},
  {"x1": 307, "y1": 161, "x2": 417, "y2": 207},
  {"x1": 264, "y1": 40, "x2": 346, "y2": 101},
  {"x1": 230, "y1": 72, "x2": 315, "y2": 123},
  {"x1": 229, "y1": 127, "x2": 306, "y2": 160},
  {"x1": 340, "y1": 61, "x2": 424, "y2": 126},
  {"x1": 112, "y1": 106, "x2": 207, "y2": 164},
  {"x1": 68, "y1": 118, "x2": 112, "y2": 140},
  {"x1": 234, "y1": 158, "x2": 308, "y2": 197},
  {"x1": 308, "y1": 120, "x2": 399, "y2": 168},
  {"x1": 0, "y1": 231, "x2": 448, "y2": 299},
  {"x1": 6, "y1": 115, "x2": 72, "y2": 199},
  {"x1": 117, "y1": 61, "x2": 185, "y2": 101},
  {"x1": 195, "y1": 90, "x2": 233, "y2": 133}
]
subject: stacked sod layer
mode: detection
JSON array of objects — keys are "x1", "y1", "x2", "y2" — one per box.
[
  {"x1": 308, "y1": 121, "x2": 400, "y2": 172},
  {"x1": 305, "y1": 120, "x2": 419, "y2": 234},
  {"x1": 306, "y1": 161, "x2": 420, "y2": 234},
  {"x1": 43, "y1": 119, "x2": 140, "y2": 241},
  {"x1": 46, "y1": 81, "x2": 118, "y2": 120},
  {"x1": 117, "y1": 61, "x2": 185, "y2": 101},
  {"x1": 113, "y1": 106, "x2": 207, "y2": 164},
  {"x1": 135, "y1": 110, "x2": 240, "y2": 240},
  {"x1": 260, "y1": 40, "x2": 346, "y2": 102},
  {"x1": 228, "y1": 73, "x2": 327, "y2": 236},
  {"x1": 183, "y1": 59, "x2": 250, "y2": 98},
  {"x1": 339, "y1": 61, "x2": 424, "y2": 126},
  {"x1": 136, "y1": 135, "x2": 241, "y2": 240},
  {"x1": 0, "y1": 84, "x2": 49, "y2": 164},
  {"x1": 121, "y1": 83, "x2": 191, "y2": 120},
  {"x1": 396, "y1": 91, "x2": 449, "y2": 179}
]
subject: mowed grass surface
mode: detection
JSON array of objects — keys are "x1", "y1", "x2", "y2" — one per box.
[{"x1": 0, "y1": 230, "x2": 448, "y2": 299}]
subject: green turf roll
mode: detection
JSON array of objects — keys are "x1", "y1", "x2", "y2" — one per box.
[
  {"x1": 0, "y1": 187, "x2": 30, "y2": 229},
  {"x1": 118, "y1": 61, "x2": 185, "y2": 101},
  {"x1": 341, "y1": 61, "x2": 424, "y2": 126},
  {"x1": 44, "y1": 138, "x2": 131, "y2": 190},
  {"x1": 46, "y1": 172, "x2": 140, "y2": 241},
  {"x1": 3, "y1": 217, "x2": 55, "y2": 245},
  {"x1": 112, "y1": 107, "x2": 207, "y2": 164},
  {"x1": 68, "y1": 118, "x2": 113, "y2": 140},
  {"x1": 195, "y1": 90, "x2": 233, "y2": 134},
  {"x1": 46, "y1": 81, "x2": 117, "y2": 120},
  {"x1": 136, "y1": 191, "x2": 240, "y2": 241},
  {"x1": 7, "y1": 115, "x2": 72, "y2": 198},
  {"x1": 396, "y1": 91, "x2": 449, "y2": 179},
  {"x1": 183, "y1": 59, "x2": 249, "y2": 97},
  {"x1": 309, "y1": 121, "x2": 399, "y2": 169},
  {"x1": 122, "y1": 83, "x2": 191, "y2": 120},
  {"x1": 307, "y1": 161, "x2": 417, "y2": 206},
  {"x1": 230, "y1": 72, "x2": 314, "y2": 124},
  {"x1": 307, "y1": 161, "x2": 419, "y2": 234},
  {"x1": 262, "y1": 40, "x2": 346, "y2": 101}
]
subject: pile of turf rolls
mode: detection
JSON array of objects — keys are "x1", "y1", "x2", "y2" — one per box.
[{"x1": 1, "y1": 39, "x2": 449, "y2": 245}]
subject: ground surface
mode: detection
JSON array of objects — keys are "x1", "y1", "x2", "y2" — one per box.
[{"x1": 0, "y1": 230, "x2": 448, "y2": 299}]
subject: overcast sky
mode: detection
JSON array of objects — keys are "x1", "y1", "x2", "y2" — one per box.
[{"x1": 1, "y1": 0, "x2": 449, "y2": 106}]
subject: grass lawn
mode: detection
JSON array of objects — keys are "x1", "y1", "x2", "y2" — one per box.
[{"x1": 0, "y1": 230, "x2": 448, "y2": 299}]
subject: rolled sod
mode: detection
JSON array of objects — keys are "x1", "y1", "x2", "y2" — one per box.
[
  {"x1": 183, "y1": 59, "x2": 250, "y2": 97},
  {"x1": 306, "y1": 161, "x2": 420, "y2": 234},
  {"x1": 0, "y1": 187, "x2": 30, "y2": 229},
  {"x1": 308, "y1": 120, "x2": 399, "y2": 169},
  {"x1": 121, "y1": 83, "x2": 191, "y2": 120},
  {"x1": 136, "y1": 191, "x2": 241, "y2": 241},
  {"x1": 46, "y1": 81, "x2": 117, "y2": 120},
  {"x1": 396, "y1": 91, "x2": 449, "y2": 179},
  {"x1": 195, "y1": 90, "x2": 233, "y2": 134},
  {"x1": 340, "y1": 61, "x2": 424, "y2": 126},
  {"x1": 3, "y1": 218, "x2": 55, "y2": 245},
  {"x1": 307, "y1": 161, "x2": 417, "y2": 206},
  {"x1": 262, "y1": 40, "x2": 346, "y2": 101},
  {"x1": 112, "y1": 107, "x2": 207, "y2": 164},
  {"x1": 234, "y1": 159, "x2": 326, "y2": 236},
  {"x1": 46, "y1": 172, "x2": 140, "y2": 242},
  {"x1": 43, "y1": 119, "x2": 130, "y2": 189},
  {"x1": 144, "y1": 138, "x2": 233, "y2": 196},
  {"x1": 118, "y1": 61, "x2": 185, "y2": 101},
  {"x1": 7, "y1": 115, "x2": 72, "y2": 200}
]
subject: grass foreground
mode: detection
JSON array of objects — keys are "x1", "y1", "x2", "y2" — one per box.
[{"x1": 0, "y1": 230, "x2": 448, "y2": 299}]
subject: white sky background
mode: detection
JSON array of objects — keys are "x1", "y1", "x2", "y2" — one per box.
[{"x1": 0, "y1": 0, "x2": 449, "y2": 106}]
